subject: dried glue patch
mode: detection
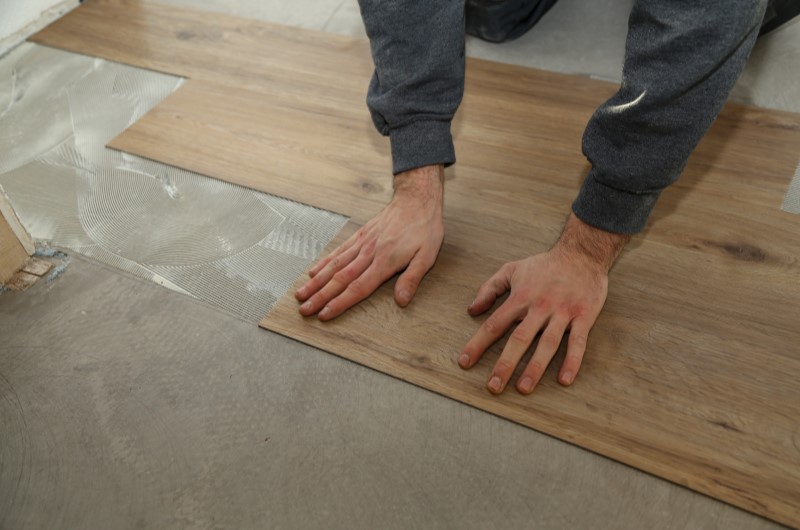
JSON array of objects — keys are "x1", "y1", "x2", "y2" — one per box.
[{"x1": 0, "y1": 43, "x2": 347, "y2": 320}]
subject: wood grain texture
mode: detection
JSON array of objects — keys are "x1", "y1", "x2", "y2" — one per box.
[
  {"x1": 32, "y1": 1, "x2": 800, "y2": 526},
  {"x1": 0, "y1": 190, "x2": 31, "y2": 284},
  {"x1": 0, "y1": 213, "x2": 29, "y2": 284}
]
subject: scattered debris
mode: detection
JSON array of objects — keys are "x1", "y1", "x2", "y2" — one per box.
[
  {"x1": 47, "y1": 262, "x2": 70, "y2": 283},
  {"x1": 1, "y1": 245, "x2": 69, "y2": 294},
  {"x1": 36, "y1": 242, "x2": 71, "y2": 284},
  {"x1": 22, "y1": 257, "x2": 53, "y2": 277},
  {"x1": 4, "y1": 271, "x2": 40, "y2": 291},
  {"x1": 34, "y1": 244, "x2": 64, "y2": 258}
]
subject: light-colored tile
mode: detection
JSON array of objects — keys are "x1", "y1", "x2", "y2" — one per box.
[
  {"x1": 319, "y1": 0, "x2": 799, "y2": 112},
  {"x1": 731, "y1": 18, "x2": 800, "y2": 112},
  {"x1": 465, "y1": 0, "x2": 632, "y2": 81},
  {"x1": 322, "y1": 0, "x2": 366, "y2": 37}
]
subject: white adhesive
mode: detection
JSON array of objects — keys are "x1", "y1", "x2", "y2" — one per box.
[{"x1": 0, "y1": 44, "x2": 347, "y2": 321}]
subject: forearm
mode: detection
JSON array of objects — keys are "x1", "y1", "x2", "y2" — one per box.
[
  {"x1": 574, "y1": 0, "x2": 768, "y2": 234},
  {"x1": 392, "y1": 165, "x2": 445, "y2": 213},
  {"x1": 555, "y1": 214, "x2": 630, "y2": 273},
  {"x1": 358, "y1": 0, "x2": 465, "y2": 175}
]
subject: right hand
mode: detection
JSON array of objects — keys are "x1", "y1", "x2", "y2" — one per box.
[{"x1": 295, "y1": 164, "x2": 445, "y2": 321}]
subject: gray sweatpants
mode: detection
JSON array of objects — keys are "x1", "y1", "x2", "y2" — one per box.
[{"x1": 358, "y1": 0, "x2": 768, "y2": 233}]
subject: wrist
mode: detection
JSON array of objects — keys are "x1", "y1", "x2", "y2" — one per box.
[
  {"x1": 554, "y1": 213, "x2": 630, "y2": 272},
  {"x1": 392, "y1": 164, "x2": 444, "y2": 206}
]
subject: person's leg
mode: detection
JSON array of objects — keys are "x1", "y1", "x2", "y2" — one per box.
[{"x1": 466, "y1": 0, "x2": 560, "y2": 43}]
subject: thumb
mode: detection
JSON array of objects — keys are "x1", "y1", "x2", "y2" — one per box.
[
  {"x1": 395, "y1": 255, "x2": 434, "y2": 307},
  {"x1": 468, "y1": 262, "x2": 514, "y2": 316}
]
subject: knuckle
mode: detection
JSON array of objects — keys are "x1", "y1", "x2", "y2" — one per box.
[
  {"x1": 509, "y1": 326, "x2": 531, "y2": 344},
  {"x1": 526, "y1": 360, "x2": 545, "y2": 378},
  {"x1": 569, "y1": 304, "x2": 588, "y2": 319},
  {"x1": 346, "y1": 280, "x2": 366, "y2": 298},
  {"x1": 534, "y1": 296, "x2": 552, "y2": 312},
  {"x1": 565, "y1": 352, "x2": 583, "y2": 364},
  {"x1": 362, "y1": 237, "x2": 377, "y2": 255},
  {"x1": 483, "y1": 317, "x2": 502, "y2": 335},
  {"x1": 308, "y1": 294, "x2": 324, "y2": 308},
  {"x1": 494, "y1": 361, "x2": 514, "y2": 377},
  {"x1": 332, "y1": 270, "x2": 351, "y2": 284},
  {"x1": 403, "y1": 274, "x2": 420, "y2": 288},
  {"x1": 539, "y1": 332, "x2": 562, "y2": 350},
  {"x1": 570, "y1": 333, "x2": 588, "y2": 347}
]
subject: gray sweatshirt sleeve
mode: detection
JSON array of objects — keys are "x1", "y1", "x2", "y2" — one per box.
[
  {"x1": 573, "y1": 0, "x2": 768, "y2": 234},
  {"x1": 357, "y1": 0, "x2": 465, "y2": 175}
]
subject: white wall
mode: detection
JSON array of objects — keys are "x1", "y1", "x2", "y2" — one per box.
[{"x1": 0, "y1": 0, "x2": 79, "y2": 56}]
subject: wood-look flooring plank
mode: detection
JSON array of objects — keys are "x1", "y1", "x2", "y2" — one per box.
[
  {"x1": 264, "y1": 221, "x2": 800, "y2": 527},
  {"x1": 31, "y1": 1, "x2": 800, "y2": 526},
  {"x1": 0, "y1": 214, "x2": 29, "y2": 284}
]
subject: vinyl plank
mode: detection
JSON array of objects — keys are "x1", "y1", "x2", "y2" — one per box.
[
  {"x1": 263, "y1": 222, "x2": 800, "y2": 526},
  {"x1": 31, "y1": 1, "x2": 800, "y2": 526},
  {"x1": 0, "y1": 214, "x2": 29, "y2": 283}
]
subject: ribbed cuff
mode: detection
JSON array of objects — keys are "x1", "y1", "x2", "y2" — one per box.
[
  {"x1": 389, "y1": 120, "x2": 456, "y2": 175},
  {"x1": 571, "y1": 171, "x2": 662, "y2": 234}
]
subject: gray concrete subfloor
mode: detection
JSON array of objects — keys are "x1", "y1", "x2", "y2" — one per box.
[
  {"x1": 1, "y1": 1, "x2": 797, "y2": 528},
  {"x1": 0, "y1": 256, "x2": 781, "y2": 529}
]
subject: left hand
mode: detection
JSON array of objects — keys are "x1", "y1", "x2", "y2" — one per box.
[{"x1": 458, "y1": 214, "x2": 629, "y2": 395}]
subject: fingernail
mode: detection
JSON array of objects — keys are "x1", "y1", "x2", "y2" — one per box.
[
  {"x1": 296, "y1": 287, "x2": 307, "y2": 298},
  {"x1": 519, "y1": 377, "x2": 534, "y2": 393},
  {"x1": 561, "y1": 371, "x2": 574, "y2": 385},
  {"x1": 318, "y1": 307, "x2": 331, "y2": 320},
  {"x1": 488, "y1": 376, "x2": 502, "y2": 393},
  {"x1": 458, "y1": 353, "x2": 470, "y2": 368},
  {"x1": 398, "y1": 290, "x2": 410, "y2": 305},
  {"x1": 300, "y1": 301, "x2": 311, "y2": 312}
]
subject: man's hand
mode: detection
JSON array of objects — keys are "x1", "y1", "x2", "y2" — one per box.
[
  {"x1": 295, "y1": 164, "x2": 445, "y2": 321},
  {"x1": 459, "y1": 213, "x2": 630, "y2": 395}
]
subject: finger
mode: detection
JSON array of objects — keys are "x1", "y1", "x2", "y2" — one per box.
[
  {"x1": 394, "y1": 252, "x2": 435, "y2": 307},
  {"x1": 308, "y1": 230, "x2": 360, "y2": 278},
  {"x1": 307, "y1": 246, "x2": 343, "y2": 279},
  {"x1": 516, "y1": 314, "x2": 570, "y2": 394},
  {"x1": 459, "y1": 301, "x2": 525, "y2": 370},
  {"x1": 299, "y1": 250, "x2": 374, "y2": 316},
  {"x1": 318, "y1": 261, "x2": 389, "y2": 321},
  {"x1": 486, "y1": 311, "x2": 548, "y2": 394},
  {"x1": 558, "y1": 318, "x2": 593, "y2": 386},
  {"x1": 468, "y1": 262, "x2": 515, "y2": 316},
  {"x1": 296, "y1": 243, "x2": 361, "y2": 302}
]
